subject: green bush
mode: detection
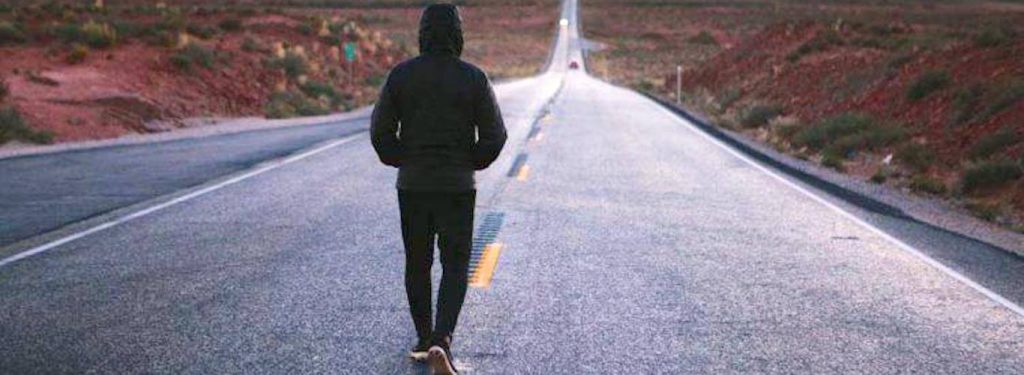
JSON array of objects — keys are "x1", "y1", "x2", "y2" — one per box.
[
  {"x1": 739, "y1": 104, "x2": 783, "y2": 129},
  {"x1": 186, "y1": 23, "x2": 218, "y2": 40},
  {"x1": 268, "y1": 52, "x2": 308, "y2": 78},
  {"x1": 218, "y1": 18, "x2": 243, "y2": 32},
  {"x1": 966, "y1": 201, "x2": 1002, "y2": 222},
  {"x1": 960, "y1": 160, "x2": 1023, "y2": 194},
  {"x1": 66, "y1": 43, "x2": 88, "y2": 64},
  {"x1": 0, "y1": 21, "x2": 26, "y2": 45},
  {"x1": 974, "y1": 26, "x2": 1015, "y2": 48},
  {"x1": 896, "y1": 143, "x2": 936, "y2": 172},
  {"x1": 909, "y1": 175, "x2": 947, "y2": 195},
  {"x1": 688, "y1": 30, "x2": 718, "y2": 46},
  {"x1": 787, "y1": 29, "x2": 842, "y2": 63},
  {"x1": 821, "y1": 151, "x2": 845, "y2": 172},
  {"x1": 55, "y1": 21, "x2": 118, "y2": 48},
  {"x1": 0, "y1": 107, "x2": 54, "y2": 144},
  {"x1": 794, "y1": 112, "x2": 907, "y2": 159},
  {"x1": 170, "y1": 42, "x2": 215, "y2": 71},
  {"x1": 264, "y1": 91, "x2": 329, "y2": 119},
  {"x1": 977, "y1": 80, "x2": 1024, "y2": 123},
  {"x1": 241, "y1": 37, "x2": 261, "y2": 52},
  {"x1": 0, "y1": 78, "x2": 8, "y2": 102},
  {"x1": 968, "y1": 129, "x2": 1022, "y2": 161},
  {"x1": 716, "y1": 88, "x2": 741, "y2": 112},
  {"x1": 906, "y1": 70, "x2": 950, "y2": 101},
  {"x1": 950, "y1": 84, "x2": 983, "y2": 125},
  {"x1": 299, "y1": 80, "x2": 342, "y2": 107},
  {"x1": 870, "y1": 168, "x2": 889, "y2": 184}
]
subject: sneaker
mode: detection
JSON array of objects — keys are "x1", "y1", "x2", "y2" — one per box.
[
  {"x1": 409, "y1": 338, "x2": 430, "y2": 362},
  {"x1": 428, "y1": 337, "x2": 457, "y2": 375}
]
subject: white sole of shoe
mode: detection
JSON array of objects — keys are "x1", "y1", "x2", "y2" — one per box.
[
  {"x1": 428, "y1": 346, "x2": 457, "y2": 375},
  {"x1": 409, "y1": 351, "x2": 429, "y2": 362}
]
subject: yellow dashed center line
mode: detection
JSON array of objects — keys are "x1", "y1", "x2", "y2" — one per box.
[
  {"x1": 469, "y1": 243, "x2": 503, "y2": 288},
  {"x1": 516, "y1": 165, "x2": 530, "y2": 181}
]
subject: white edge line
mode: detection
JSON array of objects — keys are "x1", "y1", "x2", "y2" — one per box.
[
  {"x1": 646, "y1": 99, "x2": 1024, "y2": 318},
  {"x1": 0, "y1": 134, "x2": 363, "y2": 268}
]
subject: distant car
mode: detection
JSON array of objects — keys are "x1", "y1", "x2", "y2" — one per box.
[{"x1": 569, "y1": 61, "x2": 579, "y2": 70}]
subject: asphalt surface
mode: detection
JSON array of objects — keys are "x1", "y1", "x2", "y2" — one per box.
[{"x1": 2, "y1": 0, "x2": 1024, "y2": 373}]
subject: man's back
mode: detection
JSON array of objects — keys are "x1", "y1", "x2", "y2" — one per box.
[{"x1": 371, "y1": 5, "x2": 506, "y2": 192}]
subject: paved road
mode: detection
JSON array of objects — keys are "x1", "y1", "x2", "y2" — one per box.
[{"x1": 2, "y1": 0, "x2": 1024, "y2": 373}]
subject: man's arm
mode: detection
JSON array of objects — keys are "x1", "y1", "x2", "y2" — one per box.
[
  {"x1": 472, "y1": 74, "x2": 507, "y2": 170},
  {"x1": 371, "y1": 72, "x2": 402, "y2": 167}
]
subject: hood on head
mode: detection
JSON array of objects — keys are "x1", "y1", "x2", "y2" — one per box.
[{"x1": 419, "y1": 3, "x2": 463, "y2": 57}]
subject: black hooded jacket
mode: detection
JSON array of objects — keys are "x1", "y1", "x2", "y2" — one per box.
[{"x1": 370, "y1": 4, "x2": 507, "y2": 192}]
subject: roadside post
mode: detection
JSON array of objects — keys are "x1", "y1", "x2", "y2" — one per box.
[
  {"x1": 343, "y1": 42, "x2": 358, "y2": 84},
  {"x1": 676, "y1": 65, "x2": 683, "y2": 104}
]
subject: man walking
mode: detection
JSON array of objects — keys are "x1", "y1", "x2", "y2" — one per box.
[{"x1": 370, "y1": 4, "x2": 506, "y2": 374}]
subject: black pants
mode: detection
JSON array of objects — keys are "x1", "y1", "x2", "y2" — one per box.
[{"x1": 398, "y1": 189, "x2": 475, "y2": 341}]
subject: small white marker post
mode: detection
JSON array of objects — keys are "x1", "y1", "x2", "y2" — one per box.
[{"x1": 676, "y1": 65, "x2": 683, "y2": 104}]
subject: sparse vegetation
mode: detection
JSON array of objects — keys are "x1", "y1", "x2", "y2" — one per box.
[
  {"x1": 299, "y1": 80, "x2": 344, "y2": 108},
  {"x1": 966, "y1": 200, "x2": 1003, "y2": 222},
  {"x1": 241, "y1": 37, "x2": 262, "y2": 53},
  {"x1": 66, "y1": 43, "x2": 89, "y2": 64},
  {"x1": 268, "y1": 52, "x2": 309, "y2": 79},
  {"x1": 974, "y1": 26, "x2": 1015, "y2": 48},
  {"x1": 787, "y1": 29, "x2": 842, "y2": 63},
  {"x1": 968, "y1": 129, "x2": 1022, "y2": 161},
  {"x1": 170, "y1": 42, "x2": 215, "y2": 71},
  {"x1": 739, "y1": 104, "x2": 783, "y2": 129},
  {"x1": 960, "y1": 160, "x2": 1023, "y2": 195},
  {"x1": 218, "y1": 18, "x2": 243, "y2": 33},
  {"x1": 186, "y1": 23, "x2": 218, "y2": 40},
  {"x1": 896, "y1": 143, "x2": 936, "y2": 173},
  {"x1": 976, "y1": 80, "x2": 1024, "y2": 123},
  {"x1": 909, "y1": 175, "x2": 947, "y2": 195},
  {"x1": 0, "y1": 78, "x2": 8, "y2": 102},
  {"x1": 0, "y1": 107, "x2": 54, "y2": 145},
  {"x1": 950, "y1": 84, "x2": 984, "y2": 126},
  {"x1": 688, "y1": 30, "x2": 717, "y2": 46},
  {"x1": 0, "y1": 21, "x2": 26, "y2": 45},
  {"x1": 794, "y1": 112, "x2": 907, "y2": 159},
  {"x1": 716, "y1": 88, "x2": 741, "y2": 113},
  {"x1": 906, "y1": 70, "x2": 950, "y2": 101},
  {"x1": 264, "y1": 91, "x2": 329, "y2": 119}
]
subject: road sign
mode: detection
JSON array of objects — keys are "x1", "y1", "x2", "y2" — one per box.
[{"x1": 343, "y1": 42, "x2": 358, "y2": 63}]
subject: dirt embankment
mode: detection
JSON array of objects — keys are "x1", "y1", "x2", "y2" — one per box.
[
  {"x1": 584, "y1": 1, "x2": 1024, "y2": 231},
  {"x1": 0, "y1": 2, "x2": 557, "y2": 145}
]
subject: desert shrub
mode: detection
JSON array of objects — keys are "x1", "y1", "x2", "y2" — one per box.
[
  {"x1": 968, "y1": 129, "x2": 1022, "y2": 161},
  {"x1": 896, "y1": 143, "x2": 936, "y2": 172},
  {"x1": 739, "y1": 104, "x2": 783, "y2": 129},
  {"x1": 716, "y1": 88, "x2": 741, "y2": 112},
  {"x1": 974, "y1": 26, "x2": 1015, "y2": 48},
  {"x1": 0, "y1": 78, "x2": 8, "y2": 101},
  {"x1": 966, "y1": 201, "x2": 1002, "y2": 222},
  {"x1": 299, "y1": 80, "x2": 342, "y2": 107},
  {"x1": 906, "y1": 70, "x2": 950, "y2": 101},
  {"x1": 976, "y1": 80, "x2": 1024, "y2": 123},
  {"x1": 268, "y1": 52, "x2": 308, "y2": 78},
  {"x1": 66, "y1": 43, "x2": 88, "y2": 64},
  {"x1": 55, "y1": 21, "x2": 117, "y2": 48},
  {"x1": 170, "y1": 42, "x2": 215, "y2": 71},
  {"x1": 870, "y1": 168, "x2": 889, "y2": 184},
  {"x1": 218, "y1": 18, "x2": 243, "y2": 32},
  {"x1": 264, "y1": 91, "x2": 329, "y2": 119},
  {"x1": 688, "y1": 30, "x2": 717, "y2": 46},
  {"x1": 909, "y1": 175, "x2": 947, "y2": 195},
  {"x1": 297, "y1": 22, "x2": 314, "y2": 36},
  {"x1": 241, "y1": 37, "x2": 261, "y2": 52},
  {"x1": 950, "y1": 84, "x2": 984, "y2": 125},
  {"x1": 787, "y1": 29, "x2": 842, "y2": 63},
  {"x1": 821, "y1": 152, "x2": 845, "y2": 172},
  {"x1": 960, "y1": 160, "x2": 1023, "y2": 194},
  {"x1": 0, "y1": 21, "x2": 26, "y2": 45},
  {"x1": 0, "y1": 107, "x2": 54, "y2": 144},
  {"x1": 794, "y1": 112, "x2": 907, "y2": 158},
  {"x1": 321, "y1": 35, "x2": 341, "y2": 46},
  {"x1": 186, "y1": 23, "x2": 218, "y2": 40}
]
